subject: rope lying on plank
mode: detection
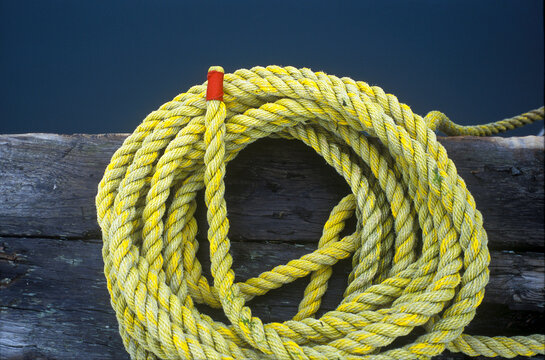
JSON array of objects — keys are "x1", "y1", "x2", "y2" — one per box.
[{"x1": 96, "y1": 65, "x2": 545, "y2": 359}]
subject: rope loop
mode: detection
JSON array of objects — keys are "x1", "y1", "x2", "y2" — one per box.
[{"x1": 96, "y1": 65, "x2": 544, "y2": 359}]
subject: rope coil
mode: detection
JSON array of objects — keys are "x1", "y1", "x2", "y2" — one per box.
[{"x1": 96, "y1": 65, "x2": 544, "y2": 359}]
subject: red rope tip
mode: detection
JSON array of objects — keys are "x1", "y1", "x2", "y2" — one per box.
[{"x1": 206, "y1": 70, "x2": 224, "y2": 101}]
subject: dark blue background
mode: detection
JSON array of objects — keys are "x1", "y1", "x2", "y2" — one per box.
[{"x1": 1, "y1": 0, "x2": 543, "y2": 135}]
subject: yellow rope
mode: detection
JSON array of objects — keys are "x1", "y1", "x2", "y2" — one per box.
[{"x1": 96, "y1": 65, "x2": 545, "y2": 360}]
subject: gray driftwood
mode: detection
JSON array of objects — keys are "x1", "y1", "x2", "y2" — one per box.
[{"x1": 0, "y1": 133, "x2": 543, "y2": 360}]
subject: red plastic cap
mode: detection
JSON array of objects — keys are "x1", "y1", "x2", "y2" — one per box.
[{"x1": 206, "y1": 70, "x2": 224, "y2": 101}]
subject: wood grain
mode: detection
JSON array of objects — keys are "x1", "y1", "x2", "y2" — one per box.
[
  {"x1": 0, "y1": 134, "x2": 543, "y2": 250},
  {"x1": 0, "y1": 133, "x2": 543, "y2": 360},
  {"x1": 0, "y1": 237, "x2": 543, "y2": 360}
]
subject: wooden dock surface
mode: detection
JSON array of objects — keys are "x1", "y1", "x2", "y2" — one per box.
[{"x1": 0, "y1": 133, "x2": 543, "y2": 360}]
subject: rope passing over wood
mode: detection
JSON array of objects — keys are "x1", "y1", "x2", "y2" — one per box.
[{"x1": 96, "y1": 65, "x2": 545, "y2": 359}]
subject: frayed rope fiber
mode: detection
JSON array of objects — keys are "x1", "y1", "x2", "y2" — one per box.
[{"x1": 96, "y1": 65, "x2": 544, "y2": 359}]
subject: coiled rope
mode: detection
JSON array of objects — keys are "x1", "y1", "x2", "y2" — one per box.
[{"x1": 96, "y1": 65, "x2": 545, "y2": 360}]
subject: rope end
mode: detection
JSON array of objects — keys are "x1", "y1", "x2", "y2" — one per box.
[
  {"x1": 207, "y1": 66, "x2": 224, "y2": 101},
  {"x1": 208, "y1": 66, "x2": 224, "y2": 74}
]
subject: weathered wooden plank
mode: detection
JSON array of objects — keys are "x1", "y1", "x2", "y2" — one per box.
[
  {"x1": 0, "y1": 237, "x2": 126, "y2": 360},
  {"x1": 0, "y1": 134, "x2": 121, "y2": 240},
  {"x1": 1, "y1": 237, "x2": 543, "y2": 360},
  {"x1": 0, "y1": 133, "x2": 543, "y2": 359},
  {"x1": 0, "y1": 134, "x2": 543, "y2": 251}
]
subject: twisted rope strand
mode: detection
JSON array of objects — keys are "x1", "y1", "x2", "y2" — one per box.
[{"x1": 96, "y1": 65, "x2": 545, "y2": 360}]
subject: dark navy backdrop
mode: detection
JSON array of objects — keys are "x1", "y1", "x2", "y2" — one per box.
[{"x1": 1, "y1": 0, "x2": 543, "y2": 135}]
